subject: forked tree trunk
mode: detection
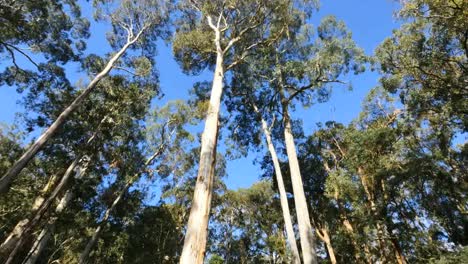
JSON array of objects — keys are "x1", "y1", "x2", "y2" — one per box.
[
  {"x1": 316, "y1": 227, "x2": 337, "y2": 264},
  {"x1": 179, "y1": 26, "x2": 224, "y2": 264},
  {"x1": 0, "y1": 30, "x2": 144, "y2": 194},
  {"x1": 22, "y1": 189, "x2": 75, "y2": 264},
  {"x1": 252, "y1": 103, "x2": 301, "y2": 264},
  {"x1": 281, "y1": 100, "x2": 317, "y2": 264}
]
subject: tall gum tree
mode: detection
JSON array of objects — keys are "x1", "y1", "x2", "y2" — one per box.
[
  {"x1": 223, "y1": 71, "x2": 302, "y2": 262},
  {"x1": 0, "y1": 0, "x2": 171, "y2": 193},
  {"x1": 172, "y1": 1, "x2": 311, "y2": 262},
  {"x1": 1, "y1": 68, "x2": 158, "y2": 263},
  {"x1": 234, "y1": 15, "x2": 365, "y2": 263}
]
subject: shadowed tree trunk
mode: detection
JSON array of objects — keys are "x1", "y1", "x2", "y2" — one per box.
[
  {"x1": 3, "y1": 155, "x2": 86, "y2": 264},
  {"x1": 22, "y1": 188, "x2": 75, "y2": 264},
  {"x1": 0, "y1": 174, "x2": 58, "y2": 255},
  {"x1": 358, "y1": 167, "x2": 407, "y2": 264}
]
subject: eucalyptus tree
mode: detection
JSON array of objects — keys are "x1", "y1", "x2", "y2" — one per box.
[
  {"x1": 309, "y1": 86, "x2": 466, "y2": 263},
  {"x1": 0, "y1": 0, "x2": 171, "y2": 193},
  {"x1": 224, "y1": 73, "x2": 301, "y2": 262},
  {"x1": 376, "y1": 0, "x2": 467, "y2": 132},
  {"x1": 228, "y1": 14, "x2": 365, "y2": 263},
  {"x1": 78, "y1": 100, "x2": 199, "y2": 264},
  {"x1": 172, "y1": 1, "x2": 315, "y2": 262},
  {"x1": 376, "y1": 0, "x2": 468, "y2": 248},
  {"x1": 0, "y1": 69, "x2": 158, "y2": 263}
]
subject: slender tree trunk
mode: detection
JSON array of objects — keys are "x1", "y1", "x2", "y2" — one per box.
[
  {"x1": 281, "y1": 100, "x2": 317, "y2": 264},
  {"x1": 361, "y1": 171, "x2": 408, "y2": 264},
  {"x1": 316, "y1": 227, "x2": 337, "y2": 264},
  {"x1": 391, "y1": 238, "x2": 406, "y2": 264},
  {"x1": 79, "y1": 147, "x2": 164, "y2": 264},
  {"x1": 179, "y1": 25, "x2": 224, "y2": 264},
  {"x1": 3, "y1": 156, "x2": 83, "y2": 264},
  {"x1": 0, "y1": 32, "x2": 143, "y2": 194},
  {"x1": 252, "y1": 103, "x2": 301, "y2": 264},
  {"x1": 22, "y1": 189, "x2": 74, "y2": 264},
  {"x1": 1, "y1": 125, "x2": 97, "y2": 260},
  {"x1": 78, "y1": 182, "x2": 129, "y2": 264},
  {"x1": 0, "y1": 174, "x2": 58, "y2": 255}
]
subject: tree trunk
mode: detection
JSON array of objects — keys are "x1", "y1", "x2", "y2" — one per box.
[
  {"x1": 360, "y1": 168, "x2": 408, "y2": 264},
  {"x1": 179, "y1": 25, "x2": 224, "y2": 264},
  {"x1": 0, "y1": 32, "x2": 142, "y2": 194},
  {"x1": 281, "y1": 100, "x2": 317, "y2": 264},
  {"x1": 22, "y1": 189, "x2": 74, "y2": 264},
  {"x1": 79, "y1": 147, "x2": 164, "y2": 264},
  {"x1": 0, "y1": 174, "x2": 58, "y2": 255},
  {"x1": 3, "y1": 156, "x2": 82, "y2": 264},
  {"x1": 391, "y1": 237, "x2": 406, "y2": 264},
  {"x1": 316, "y1": 228, "x2": 337, "y2": 264},
  {"x1": 78, "y1": 181, "x2": 129, "y2": 264},
  {"x1": 252, "y1": 103, "x2": 301, "y2": 264}
]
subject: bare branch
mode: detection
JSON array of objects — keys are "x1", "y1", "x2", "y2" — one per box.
[
  {"x1": 0, "y1": 41, "x2": 39, "y2": 68},
  {"x1": 207, "y1": 16, "x2": 217, "y2": 31}
]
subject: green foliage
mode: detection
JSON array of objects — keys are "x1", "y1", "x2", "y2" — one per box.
[
  {"x1": 430, "y1": 247, "x2": 468, "y2": 264},
  {"x1": 0, "y1": 0, "x2": 467, "y2": 263},
  {"x1": 376, "y1": 0, "x2": 468, "y2": 131}
]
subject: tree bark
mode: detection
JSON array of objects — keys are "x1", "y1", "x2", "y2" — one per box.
[
  {"x1": 316, "y1": 228, "x2": 337, "y2": 264},
  {"x1": 281, "y1": 99, "x2": 317, "y2": 264},
  {"x1": 0, "y1": 31, "x2": 143, "y2": 194},
  {"x1": 391, "y1": 237, "x2": 406, "y2": 264},
  {"x1": 3, "y1": 156, "x2": 83, "y2": 264},
  {"x1": 0, "y1": 174, "x2": 58, "y2": 255},
  {"x1": 357, "y1": 167, "x2": 407, "y2": 264},
  {"x1": 22, "y1": 189, "x2": 74, "y2": 264},
  {"x1": 179, "y1": 23, "x2": 224, "y2": 264},
  {"x1": 252, "y1": 103, "x2": 301, "y2": 264},
  {"x1": 1, "y1": 126, "x2": 97, "y2": 260}
]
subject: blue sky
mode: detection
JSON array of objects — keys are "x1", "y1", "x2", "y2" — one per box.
[{"x1": 0, "y1": 0, "x2": 401, "y2": 190}]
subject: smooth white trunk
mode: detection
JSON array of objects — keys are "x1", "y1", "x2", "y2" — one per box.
[
  {"x1": 282, "y1": 103, "x2": 317, "y2": 264},
  {"x1": 253, "y1": 104, "x2": 301, "y2": 264},
  {"x1": 180, "y1": 29, "x2": 224, "y2": 264}
]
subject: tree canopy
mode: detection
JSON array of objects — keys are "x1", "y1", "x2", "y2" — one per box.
[{"x1": 0, "y1": 0, "x2": 466, "y2": 263}]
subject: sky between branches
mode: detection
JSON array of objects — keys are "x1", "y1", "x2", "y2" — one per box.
[{"x1": 0, "y1": 0, "x2": 400, "y2": 190}]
